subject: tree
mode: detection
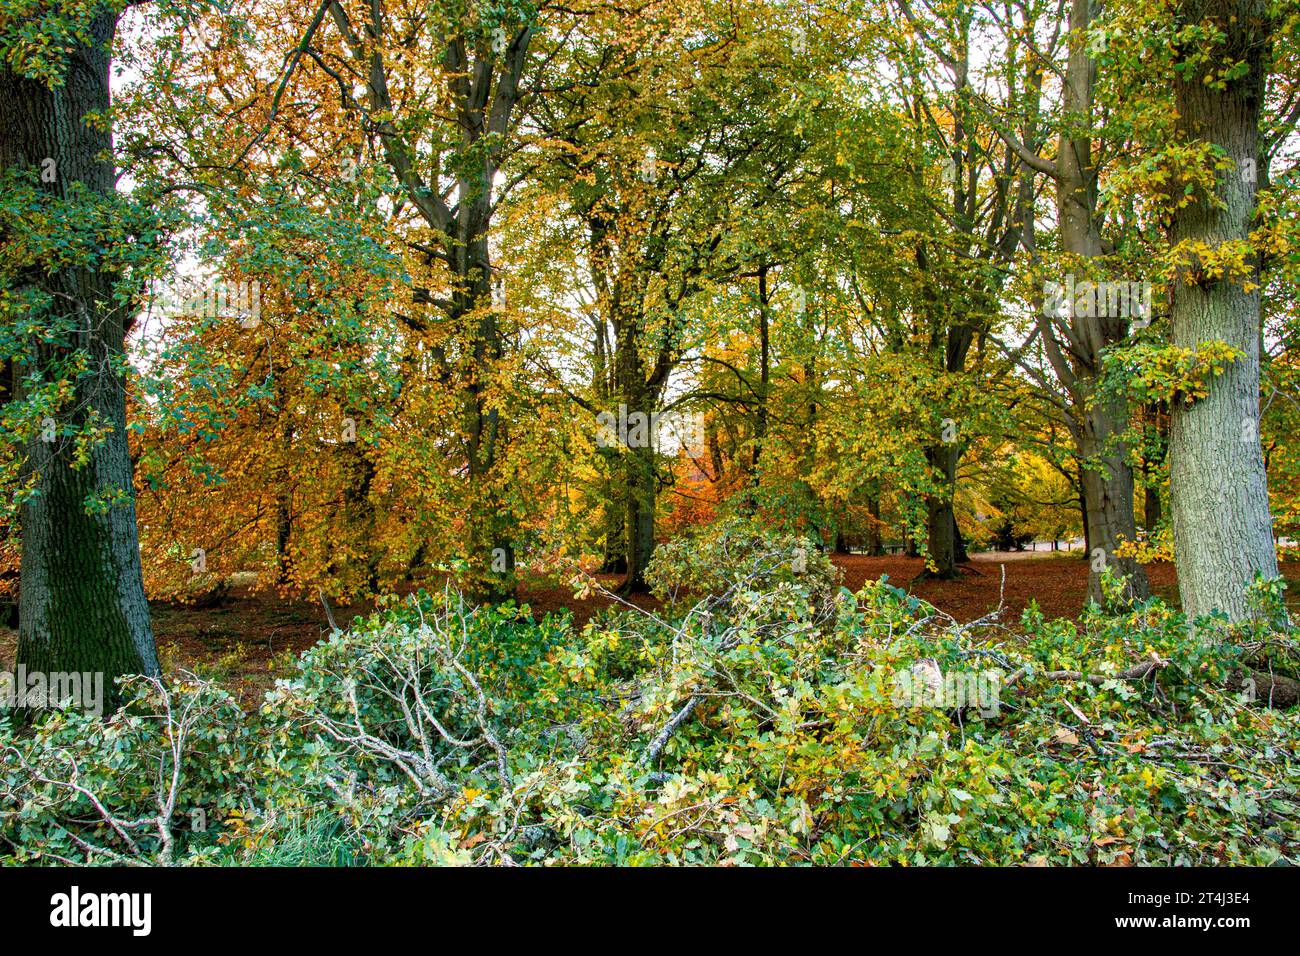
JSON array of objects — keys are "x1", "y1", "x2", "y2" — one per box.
[
  {"x1": 0, "y1": 3, "x2": 159, "y2": 683},
  {"x1": 1166, "y1": 0, "x2": 1279, "y2": 620},
  {"x1": 302, "y1": 0, "x2": 539, "y2": 598},
  {"x1": 525, "y1": 1, "x2": 834, "y2": 590},
  {"x1": 976, "y1": 0, "x2": 1153, "y2": 602},
  {"x1": 887, "y1": 0, "x2": 1037, "y2": 578}
]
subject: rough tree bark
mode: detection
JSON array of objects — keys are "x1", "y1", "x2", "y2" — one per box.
[
  {"x1": 1167, "y1": 0, "x2": 1279, "y2": 621},
  {"x1": 2, "y1": 11, "x2": 159, "y2": 683}
]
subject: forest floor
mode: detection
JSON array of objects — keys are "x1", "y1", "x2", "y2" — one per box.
[{"x1": 3, "y1": 552, "x2": 1298, "y2": 709}]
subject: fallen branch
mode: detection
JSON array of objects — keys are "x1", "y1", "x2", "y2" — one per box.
[
  {"x1": 641, "y1": 695, "x2": 700, "y2": 767},
  {"x1": 1237, "y1": 667, "x2": 1300, "y2": 709},
  {"x1": 1005, "y1": 657, "x2": 1298, "y2": 708},
  {"x1": 1005, "y1": 659, "x2": 1166, "y2": 689}
]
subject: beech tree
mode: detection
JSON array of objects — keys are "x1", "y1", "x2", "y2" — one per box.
[
  {"x1": 887, "y1": 0, "x2": 1036, "y2": 579},
  {"x1": 963, "y1": 0, "x2": 1155, "y2": 603}
]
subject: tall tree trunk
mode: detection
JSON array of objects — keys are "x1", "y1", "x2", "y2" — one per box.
[
  {"x1": 1053, "y1": 0, "x2": 1149, "y2": 603},
  {"x1": 1079, "y1": 397, "x2": 1149, "y2": 603},
  {"x1": 274, "y1": 492, "x2": 293, "y2": 584},
  {"x1": 338, "y1": 435, "x2": 380, "y2": 595},
  {"x1": 920, "y1": 442, "x2": 960, "y2": 579},
  {"x1": 865, "y1": 494, "x2": 884, "y2": 556},
  {"x1": 274, "y1": 419, "x2": 295, "y2": 585},
  {"x1": 622, "y1": 441, "x2": 656, "y2": 593},
  {"x1": 1078, "y1": 482, "x2": 1091, "y2": 556},
  {"x1": 706, "y1": 420, "x2": 726, "y2": 485},
  {"x1": 597, "y1": 466, "x2": 628, "y2": 574},
  {"x1": 989, "y1": 0, "x2": 1148, "y2": 601},
  {"x1": 1140, "y1": 402, "x2": 1167, "y2": 533},
  {"x1": 3, "y1": 12, "x2": 158, "y2": 685},
  {"x1": 613, "y1": 315, "x2": 659, "y2": 594},
  {"x1": 457, "y1": 235, "x2": 514, "y2": 600},
  {"x1": 1144, "y1": 485, "x2": 1162, "y2": 533},
  {"x1": 1168, "y1": 0, "x2": 1278, "y2": 621},
  {"x1": 350, "y1": 14, "x2": 532, "y2": 603},
  {"x1": 591, "y1": 297, "x2": 626, "y2": 574},
  {"x1": 953, "y1": 512, "x2": 968, "y2": 563},
  {"x1": 751, "y1": 264, "x2": 771, "y2": 476}
]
